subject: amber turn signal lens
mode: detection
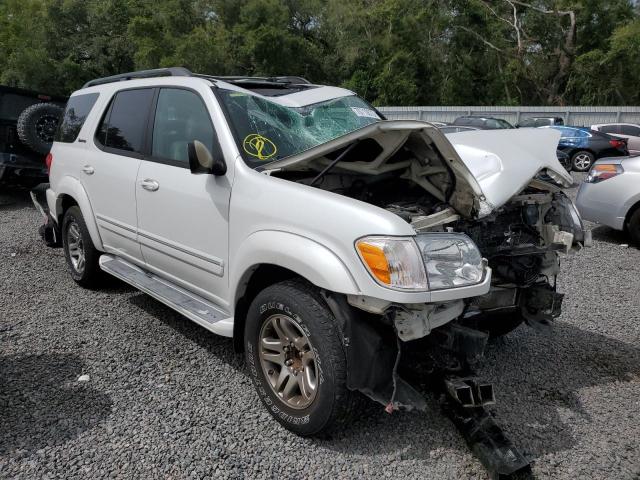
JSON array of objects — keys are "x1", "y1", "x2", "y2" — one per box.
[{"x1": 356, "y1": 242, "x2": 391, "y2": 285}]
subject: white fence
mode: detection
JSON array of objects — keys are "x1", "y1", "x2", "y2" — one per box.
[{"x1": 377, "y1": 106, "x2": 640, "y2": 127}]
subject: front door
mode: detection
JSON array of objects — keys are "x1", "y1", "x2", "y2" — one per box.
[{"x1": 135, "y1": 87, "x2": 231, "y2": 307}]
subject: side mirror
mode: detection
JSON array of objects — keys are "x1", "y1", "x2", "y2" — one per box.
[{"x1": 188, "y1": 140, "x2": 226, "y2": 176}]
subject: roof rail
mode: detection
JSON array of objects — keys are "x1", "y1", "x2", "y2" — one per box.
[
  {"x1": 199, "y1": 75, "x2": 311, "y2": 85},
  {"x1": 82, "y1": 67, "x2": 193, "y2": 88}
]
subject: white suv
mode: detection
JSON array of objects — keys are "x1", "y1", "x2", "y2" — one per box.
[{"x1": 37, "y1": 67, "x2": 586, "y2": 435}]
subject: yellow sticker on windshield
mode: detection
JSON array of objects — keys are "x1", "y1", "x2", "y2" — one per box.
[{"x1": 243, "y1": 134, "x2": 277, "y2": 161}]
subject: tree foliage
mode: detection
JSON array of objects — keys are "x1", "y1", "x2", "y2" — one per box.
[{"x1": 0, "y1": 0, "x2": 637, "y2": 105}]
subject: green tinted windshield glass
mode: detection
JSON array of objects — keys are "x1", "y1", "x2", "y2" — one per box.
[{"x1": 216, "y1": 89, "x2": 381, "y2": 167}]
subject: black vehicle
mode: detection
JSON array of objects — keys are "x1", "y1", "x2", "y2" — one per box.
[
  {"x1": 550, "y1": 126, "x2": 629, "y2": 172},
  {"x1": 0, "y1": 86, "x2": 67, "y2": 186},
  {"x1": 517, "y1": 116, "x2": 564, "y2": 128},
  {"x1": 438, "y1": 125, "x2": 480, "y2": 134},
  {"x1": 452, "y1": 115, "x2": 514, "y2": 130}
]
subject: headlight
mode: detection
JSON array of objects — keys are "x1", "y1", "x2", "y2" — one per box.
[
  {"x1": 355, "y1": 236, "x2": 427, "y2": 291},
  {"x1": 586, "y1": 163, "x2": 624, "y2": 183},
  {"x1": 415, "y1": 233, "x2": 484, "y2": 290}
]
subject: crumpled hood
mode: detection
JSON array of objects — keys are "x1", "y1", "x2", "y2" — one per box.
[
  {"x1": 264, "y1": 121, "x2": 571, "y2": 220},
  {"x1": 446, "y1": 128, "x2": 573, "y2": 216}
]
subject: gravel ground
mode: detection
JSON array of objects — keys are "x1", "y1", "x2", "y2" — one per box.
[{"x1": 1, "y1": 176, "x2": 639, "y2": 480}]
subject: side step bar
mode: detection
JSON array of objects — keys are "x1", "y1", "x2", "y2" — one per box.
[{"x1": 99, "y1": 255, "x2": 233, "y2": 337}]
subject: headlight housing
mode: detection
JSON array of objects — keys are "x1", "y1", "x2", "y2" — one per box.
[
  {"x1": 355, "y1": 237, "x2": 427, "y2": 291},
  {"x1": 355, "y1": 233, "x2": 485, "y2": 292},
  {"x1": 415, "y1": 233, "x2": 484, "y2": 290}
]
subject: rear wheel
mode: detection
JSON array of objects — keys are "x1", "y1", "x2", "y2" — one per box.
[
  {"x1": 62, "y1": 206, "x2": 102, "y2": 287},
  {"x1": 571, "y1": 150, "x2": 595, "y2": 172},
  {"x1": 244, "y1": 279, "x2": 353, "y2": 436},
  {"x1": 627, "y1": 208, "x2": 640, "y2": 246}
]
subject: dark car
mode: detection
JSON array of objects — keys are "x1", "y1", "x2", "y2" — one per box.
[
  {"x1": 452, "y1": 115, "x2": 514, "y2": 130},
  {"x1": 517, "y1": 117, "x2": 564, "y2": 128},
  {"x1": 548, "y1": 126, "x2": 629, "y2": 172},
  {"x1": 0, "y1": 85, "x2": 67, "y2": 186},
  {"x1": 438, "y1": 125, "x2": 480, "y2": 134}
]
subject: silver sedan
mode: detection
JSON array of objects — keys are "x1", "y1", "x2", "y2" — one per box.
[{"x1": 576, "y1": 156, "x2": 640, "y2": 245}]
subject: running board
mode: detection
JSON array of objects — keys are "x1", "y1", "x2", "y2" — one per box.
[{"x1": 99, "y1": 254, "x2": 233, "y2": 337}]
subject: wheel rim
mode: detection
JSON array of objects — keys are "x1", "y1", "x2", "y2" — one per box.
[
  {"x1": 574, "y1": 153, "x2": 592, "y2": 170},
  {"x1": 35, "y1": 114, "x2": 59, "y2": 143},
  {"x1": 258, "y1": 314, "x2": 318, "y2": 409},
  {"x1": 66, "y1": 222, "x2": 85, "y2": 274}
]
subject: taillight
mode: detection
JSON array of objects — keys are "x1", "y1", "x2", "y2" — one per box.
[
  {"x1": 609, "y1": 139, "x2": 626, "y2": 149},
  {"x1": 585, "y1": 163, "x2": 623, "y2": 183},
  {"x1": 45, "y1": 153, "x2": 53, "y2": 173}
]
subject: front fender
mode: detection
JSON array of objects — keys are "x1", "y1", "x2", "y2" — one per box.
[
  {"x1": 230, "y1": 230, "x2": 360, "y2": 302},
  {"x1": 51, "y1": 176, "x2": 104, "y2": 251}
]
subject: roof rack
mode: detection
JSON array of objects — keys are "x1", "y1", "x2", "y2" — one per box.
[
  {"x1": 82, "y1": 67, "x2": 312, "y2": 89},
  {"x1": 203, "y1": 75, "x2": 311, "y2": 85},
  {"x1": 82, "y1": 67, "x2": 193, "y2": 88}
]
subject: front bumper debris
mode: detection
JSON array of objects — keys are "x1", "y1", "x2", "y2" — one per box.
[{"x1": 30, "y1": 183, "x2": 61, "y2": 248}]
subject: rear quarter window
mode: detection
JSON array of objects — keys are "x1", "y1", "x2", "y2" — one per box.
[
  {"x1": 620, "y1": 125, "x2": 640, "y2": 136},
  {"x1": 54, "y1": 93, "x2": 99, "y2": 143}
]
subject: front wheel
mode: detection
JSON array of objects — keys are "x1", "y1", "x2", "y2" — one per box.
[
  {"x1": 627, "y1": 208, "x2": 640, "y2": 246},
  {"x1": 244, "y1": 279, "x2": 353, "y2": 436},
  {"x1": 572, "y1": 150, "x2": 595, "y2": 172}
]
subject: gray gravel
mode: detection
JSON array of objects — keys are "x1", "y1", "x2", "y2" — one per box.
[{"x1": 1, "y1": 176, "x2": 639, "y2": 479}]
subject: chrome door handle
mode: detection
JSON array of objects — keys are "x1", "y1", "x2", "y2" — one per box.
[
  {"x1": 82, "y1": 165, "x2": 95, "y2": 175},
  {"x1": 140, "y1": 179, "x2": 160, "y2": 192}
]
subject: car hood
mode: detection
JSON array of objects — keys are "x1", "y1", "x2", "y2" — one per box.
[
  {"x1": 445, "y1": 128, "x2": 573, "y2": 215},
  {"x1": 263, "y1": 121, "x2": 572, "y2": 219}
]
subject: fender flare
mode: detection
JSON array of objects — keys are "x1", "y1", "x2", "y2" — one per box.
[
  {"x1": 53, "y1": 176, "x2": 104, "y2": 250},
  {"x1": 230, "y1": 230, "x2": 361, "y2": 304}
]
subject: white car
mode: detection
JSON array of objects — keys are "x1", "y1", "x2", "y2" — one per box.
[{"x1": 36, "y1": 67, "x2": 586, "y2": 436}]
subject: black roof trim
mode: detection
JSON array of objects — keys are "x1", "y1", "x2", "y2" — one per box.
[
  {"x1": 82, "y1": 68, "x2": 311, "y2": 89},
  {"x1": 82, "y1": 67, "x2": 193, "y2": 88}
]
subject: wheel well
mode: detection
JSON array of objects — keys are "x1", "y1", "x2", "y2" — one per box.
[
  {"x1": 232, "y1": 264, "x2": 301, "y2": 352},
  {"x1": 624, "y1": 200, "x2": 640, "y2": 231},
  {"x1": 57, "y1": 194, "x2": 78, "y2": 223}
]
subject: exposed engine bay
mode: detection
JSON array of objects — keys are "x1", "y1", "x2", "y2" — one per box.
[{"x1": 267, "y1": 125, "x2": 587, "y2": 334}]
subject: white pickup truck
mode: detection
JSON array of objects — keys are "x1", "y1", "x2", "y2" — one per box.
[{"x1": 36, "y1": 67, "x2": 586, "y2": 436}]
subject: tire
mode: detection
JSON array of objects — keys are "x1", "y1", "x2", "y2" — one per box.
[
  {"x1": 462, "y1": 310, "x2": 524, "y2": 338},
  {"x1": 244, "y1": 279, "x2": 354, "y2": 436},
  {"x1": 61, "y1": 206, "x2": 102, "y2": 288},
  {"x1": 17, "y1": 103, "x2": 64, "y2": 155},
  {"x1": 627, "y1": 208, "x2": 640, "y2": 247},
  {"x1": 571, "y1": 150, "x2": 595, "y2": 172}
]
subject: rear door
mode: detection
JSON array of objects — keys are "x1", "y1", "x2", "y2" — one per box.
[
  {"x1": 135, "y1": 87, "x2": 231, "y2": 306},
  {"x1": 85, "y1": 88, "x2": 155, "y2": 264}
]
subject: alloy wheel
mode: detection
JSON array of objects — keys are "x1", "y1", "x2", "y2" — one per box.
[
  {"x1": 258, "y1": 314, "x2": 318, "y2": 409},
  {"x1": 66, "y1": 221, "x2": 86, "y2": 274},
  {"x1": 574, "y1": 153, "x2": 592, "y2": 170}
]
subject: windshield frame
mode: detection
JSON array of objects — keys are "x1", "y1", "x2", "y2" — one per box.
[{"x1": 211, "y1": 86, "x2": 384, "y2": 168}]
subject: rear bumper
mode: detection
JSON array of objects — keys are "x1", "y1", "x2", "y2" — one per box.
[
  {"x1": 0, "y1": 153, "x2": 47, "y2": 180},
  {"x1": 30, "y1": 183, "x2": 61, "y2": 247}
]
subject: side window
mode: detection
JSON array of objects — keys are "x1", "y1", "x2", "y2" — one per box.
[
  {"x1": 599, "y1": 125, "x2": 620, "y2": 134},
  {"x1": 620, "y1": 125, "x2": 640, "y2": 136},
  {"x1": 151, "y1": 88, "x2": 215, "y2": 164},
  {"x1": 55, "y1": 93, "x2": 99, "y2": 143},
  {"x1": 96, "y1": 88, "x2": 154, "y2": 153}
]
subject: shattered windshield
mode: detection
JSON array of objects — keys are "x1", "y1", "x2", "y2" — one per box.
[{"x1": 216, "y1": 88, "x2": 381, "y2": 167}]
